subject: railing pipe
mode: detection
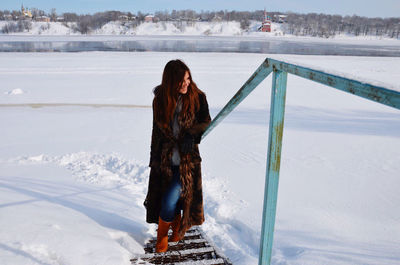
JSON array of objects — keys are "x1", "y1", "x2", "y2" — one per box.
[
  {"x1": 259, "y1": 69, "x2": 288, "y2": 265},
  {"x1": 267, "y1": 58, "x2": 400, "y2": 110},
  {"x1": 202, "y1": 59, "x2": 273, "y2": 138}
]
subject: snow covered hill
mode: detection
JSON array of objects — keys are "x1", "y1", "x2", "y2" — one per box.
[
  {"x1": 2, "y1": 20, "x2": 399, "y2": 43},
  {"x1": 0, "y1": 20, "x2": 281, "y2": 36},
  {"x1": 1, "y1": 20, "x2": 398, "y2": 42}
]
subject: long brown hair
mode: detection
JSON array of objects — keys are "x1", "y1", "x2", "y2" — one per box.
[{"x1": 153, "y1": 59, "x2": 202, "y2": 129}]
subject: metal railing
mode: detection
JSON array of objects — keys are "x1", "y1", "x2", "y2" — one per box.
[{"x1": 201, "y1": 58, "x2": 400, "y2": 265}]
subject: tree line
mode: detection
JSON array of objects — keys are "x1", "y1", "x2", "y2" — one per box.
[
  {"x1": 283, "y1": 13, "x2": 400, "y2": 38},
  {"x1": 1, "y1": 8, "x2": 399, "y2": 38}
]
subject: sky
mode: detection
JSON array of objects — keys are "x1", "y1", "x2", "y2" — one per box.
[{"x1": 2, "y1": 0, "x2": 400, "y2": 18}]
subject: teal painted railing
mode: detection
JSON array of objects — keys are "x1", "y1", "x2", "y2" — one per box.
[{"x1": 201, "y1": 58, "x2": 400, "y2": 265}]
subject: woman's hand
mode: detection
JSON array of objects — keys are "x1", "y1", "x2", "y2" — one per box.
[{"x1": 181, "y1": 132, "x2": 194, "y2": 154}]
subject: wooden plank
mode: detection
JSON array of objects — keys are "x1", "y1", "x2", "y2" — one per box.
[
  {"x1": 132, "y1": 258, "x2": 225, "y2": 265},
  {"x1": 147, "y1": 232, "x2": 202, "y2": 245},
  {"x1": 139, "y1": 246, "x2": 215, "y2": 258},
  {"x1": 131, "y1": 247, "x2": 216, "y2": 264},
  {"x1": 145, "y1": 239, "x2": 209, "y2": 253},
  {"x1": 146, "y1": 238, "x2": 208, "y2": 247},
  {"x1": 172, "y1": 258, "x2": 226, "y2": 265}
]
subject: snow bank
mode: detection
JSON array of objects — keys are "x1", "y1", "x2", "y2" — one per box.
[
  {"x1": 0, "y1": 21, "x2": 77, "y2": 35},
  {"x1": 94, "y1": 21, "x2": 136, "y2": 35},
  {"x1": 0, "y1": 153, "x2": 148, "y2": 265},
  {"x1": 4, "y1": 88, "x2": 25, "y2": 95},
  {"x1": 16, "y1": 152, "x2": 149, "y2": 189}
]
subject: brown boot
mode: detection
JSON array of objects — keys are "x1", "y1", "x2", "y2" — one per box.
[
  {"x1": 156, "y1": 217, "x2": 171, "y2": 253},
  {"x1": 169, "y1": 214, "x2": 182, "y2": 242}
]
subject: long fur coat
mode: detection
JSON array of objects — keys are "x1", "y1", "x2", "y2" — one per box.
[{"x1": 144, "y1": 90, "x2": 211, "y2": 238}]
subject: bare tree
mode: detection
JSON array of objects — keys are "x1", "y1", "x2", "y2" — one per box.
[
  {"x1": 17, "y1": 20, "x2": 32, "y2": 32},
  {"x1": 2, "y1": 22, "x2": 18, "y2": 33},
  {"x1": 11, "y1": 10, "x2": 21, "y2": 20},
  {"x1": 240, "y1": 19, "x2": 250, "y2": 30},
  {"x1": 63, "y1": 12, "x2": 79, "y2": 22},
  {"x1": 77, "y1": 15, "x2": 91, "y2": 34},
  {"x1": 282, "y1": 12, "x2": 399, "y2": 38},
  {"x1": 50, "y1": 8, "x2": 57, "y2": 22}
]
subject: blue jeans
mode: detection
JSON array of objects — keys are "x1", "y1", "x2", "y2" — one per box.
[{"x1": 159, "y1": 166, "x2": 182, "y2": 222}]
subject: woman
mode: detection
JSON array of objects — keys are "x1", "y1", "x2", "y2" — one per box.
[{"x1": 144, "y1": 59, "x2": 211, "y2": 253}]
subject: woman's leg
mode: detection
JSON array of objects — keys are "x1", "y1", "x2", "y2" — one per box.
[
  {"x1": 156, "y1": 166, "x2": 181, "y2": 252},
  {"x1": 159, "y1": 166, "x2": 181, "y2": 222}
]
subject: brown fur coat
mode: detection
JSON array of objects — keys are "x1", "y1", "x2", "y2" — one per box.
[{"x1": 144, "y1": 90, "x2": 211, "y2": 238}]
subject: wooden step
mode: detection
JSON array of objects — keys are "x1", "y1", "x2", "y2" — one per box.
[
  {"x1": 131, "y1": 247, "x2": 215, "y2": 264},
  {"x1": 170, "y1": 258, "x2": 226, "y2": 265},
  {"x1": 145, "y1": 238, "x2": 209, "y2": 253},
  {"x1": 131, "y1": 227, "x2": 232, "y2": 265},
  {"x1": 147, "y1": 230, "x2": 202, "y2": 245},
  {"x1": 131, "y1": 257, "x2": 226, "y2": 265}
]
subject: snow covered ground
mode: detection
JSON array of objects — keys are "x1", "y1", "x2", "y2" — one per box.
[{"x1": 0, "y1": 52, "x2": 399, "y2": 265}]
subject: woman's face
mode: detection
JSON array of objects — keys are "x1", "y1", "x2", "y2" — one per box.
[{"x1": 179, "y1": 71, "x2": 190, "y2": 94}]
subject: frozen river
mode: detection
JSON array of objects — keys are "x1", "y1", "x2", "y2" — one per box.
[{"x1": 0, "y1": 35, "x2": 400, "y2": 56}]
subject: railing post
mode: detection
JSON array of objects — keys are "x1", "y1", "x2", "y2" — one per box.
[{"x1": 259, "y1": 69, "x2": 287, "y2": 265}]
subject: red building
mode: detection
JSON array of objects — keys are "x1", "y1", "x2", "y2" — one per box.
[
  {"x1": 144, "y1": 15, "x2": 154, "y2": 23},
  {"x1": 259, "y1": 9, "x2": 271, "y2": 32}
]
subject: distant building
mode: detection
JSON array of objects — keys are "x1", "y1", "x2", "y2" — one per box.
[
  {"x1": 259, "y1": 9, "x2": 271, "y2": 32},
  {"x1": 119, "y1": 15, "x2": 129, "y2": 22},
  {"x1": 4, "y1": 14, "x2": 13, "y2": 20},
  {"x1": 36, "y1": 16, "x2": 50, "y2": 22},
  {"x1": 56, "y1": 16, "x2": 65, "y2": 22},
  {"x1": 21, "y1": 4, "x2": 33, "y2": 19},
  {"x1": 144, "y1": 15, "x2": 154, "y2": 22},
  {"x1": 276, "y1": 15, "x2": 286, "y2": 23},
  {"x1": 211, "y1": 15, "x2": 222, "y2": 22}
]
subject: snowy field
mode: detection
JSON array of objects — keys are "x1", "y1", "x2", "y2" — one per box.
[{"x1": 0, "y1": 52, "x2": 399, "y2": 265}]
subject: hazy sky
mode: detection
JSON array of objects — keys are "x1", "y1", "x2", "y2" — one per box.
[{"x1": 3, "y1": 0, "x2": 399, "y2": 18}]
